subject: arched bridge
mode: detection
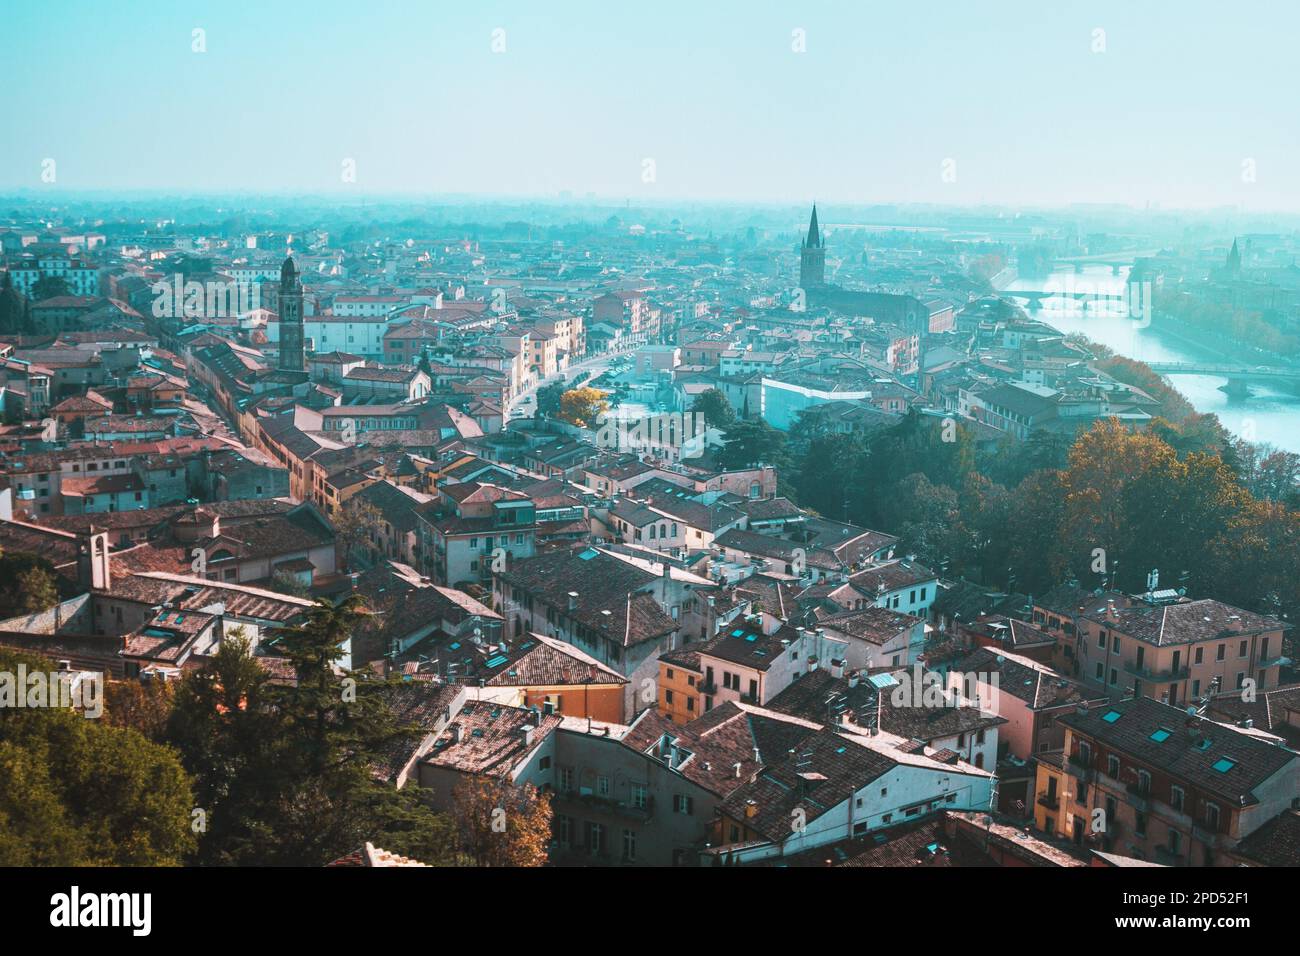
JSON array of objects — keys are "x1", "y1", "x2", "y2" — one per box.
[{"x1": 1147, "y1": 361, "x2": 1300, "y2": 395}]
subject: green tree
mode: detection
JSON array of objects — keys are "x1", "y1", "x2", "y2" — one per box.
[
  {"x1": 535, "y1": 381, "x2": 565, "y2": 418},
  {"x1": 0, "y1": 552, "x2": 61, "y2": 618},
  {"x1": 166, "y1": 611, "x2": 462, "y2": 865},
  {"x1": 691, "y1": 388, "x2": 736, "y2": 428},
  {"x1": 30, "y1": 275, "x2": 71, "y2": 301},
  {"x1": 717, "y1": 419, "x2": 788, "y2": 471},
  {"x1": 0, "y1": 649, "x2": 196, "y2": 866}
]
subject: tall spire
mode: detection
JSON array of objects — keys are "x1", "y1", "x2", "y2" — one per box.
[
  {"x1": 1227, "y1": 238, "x2": 1241, "y2": 272},
  {"x1": 805, "y1": 204, "x2": 822, "y2": 249},
  {"x1": 799, "y1": 203, "x2": 826, "y2": 289}
]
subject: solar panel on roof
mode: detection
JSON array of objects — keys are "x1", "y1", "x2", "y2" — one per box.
[{"x1": 485, "y1": 655, "x2": 509, "y2": 668}]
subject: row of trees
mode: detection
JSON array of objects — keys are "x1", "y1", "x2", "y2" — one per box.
[{"x1": 692, "y1": 367, "x2": 1300, "y2": 621}]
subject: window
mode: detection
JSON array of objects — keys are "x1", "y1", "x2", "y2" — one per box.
[
  {"x1": 1239, "y1": 639, "x2": 1248, "y2": 658},
  {"x1": 556, "y1": 814, "x2": 571, "y2": 846},
  {"x1": 587, "y1": 822, "x2": 604, "y2": 856},
  {"x1": 631, "y1": 784, "x2": 647, "y2": 810},
  {"x1": 559, "y1": 767, "x2": 574, "y2": 792},
  {"x1": 597, "y1": 775, "x2": 610, "y2": 797},
  {"x1": 672, "y1": 794, "x2": 694, "y2": 815},
  {"x1": 1194, "y1": 647, "x2": 1204, "y2": 664},
  {"x1": 1216, "y1": 644, "x2": 1225, "y2": 661},
  {"x1": 622, "y1": 829, "x2": 637, "y2": 862},
  {"x1": 1136, "y1": 769, "x2": 1151, "y2": 795},
  {"x1": 664, "y1": 689, "x2": 674, "y2": 704},
  {"x1": 1107, "y1": 755, "x2": 1120, "y2": 778}
]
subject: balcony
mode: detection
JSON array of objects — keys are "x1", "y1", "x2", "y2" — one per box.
[
  {"x1": 1125, "y1": 783, "x2": 1152, "y2": 811},
  {"x1": 1192, "y1": 822, "x2": 1222, "y2": 848},
  {"x1": 1066, "y1": 754, "x2": 1095, "y2": 781},
  {"x1": 554, "y1": 791, "x2": 654, "y2": 823},
  {"x1": 1036, "y1": 791, "x2": 1060, "y2": 810},
  {"x1": 1123, "y1": 661, "x2": 1190, "y2": 681}
]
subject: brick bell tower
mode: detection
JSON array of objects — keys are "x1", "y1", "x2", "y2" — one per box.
[
  {"x1": 799, "y1": 204, "x2": 825, "y2": 289},
  {"x1": 278, "y1": 254, "x2": 305, "y2": 372}
]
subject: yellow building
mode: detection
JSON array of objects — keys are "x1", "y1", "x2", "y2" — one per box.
[{"x1": 658, "y1": 647, "x2": 703, "y2": 725}]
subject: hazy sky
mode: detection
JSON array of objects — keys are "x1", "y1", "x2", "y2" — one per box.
[{"x1": 5, "y1": 0, "x2": 1298, "y2": 209}]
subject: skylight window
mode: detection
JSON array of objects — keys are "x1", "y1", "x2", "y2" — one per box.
[
  {"x1": 1149, "y1": 728, "x2": 1172, "y2": 742},
  {"x1": 1212, "y1": 757, "x2": 1236, "y2": 773},
  {"x1": 1102, "y1": 710, "x2": 1122, "y2": 723}
]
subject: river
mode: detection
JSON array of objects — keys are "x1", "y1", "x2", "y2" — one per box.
[{"x1": 1004, "y1": 265, "x2": 1300, "y2": 454}]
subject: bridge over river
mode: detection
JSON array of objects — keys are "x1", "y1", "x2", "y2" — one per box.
[{"x1": 1146, "y1": 361, "x2": 1300, "y2": 395}]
